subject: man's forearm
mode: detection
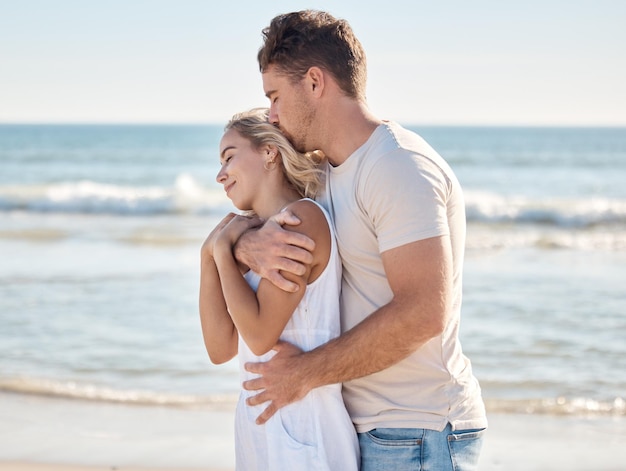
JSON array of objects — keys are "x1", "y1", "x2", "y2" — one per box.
[
  {"x1": 244, "y1": 236, "x2": 452, "y2": 425},
  {"x1": 299, "y1": 297, "x2": 445, "y2": 390}
]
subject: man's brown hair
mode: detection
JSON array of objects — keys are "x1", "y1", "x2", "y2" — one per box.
[{"x1": 257, "y1": 10, "x2": 367, "y2": 101}]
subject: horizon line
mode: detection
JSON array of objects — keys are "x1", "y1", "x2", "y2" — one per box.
[{"x1": 1, "y1": 121, "x2": 625, "y2": 129}]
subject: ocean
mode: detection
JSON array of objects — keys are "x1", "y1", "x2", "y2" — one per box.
[{"x1": 1, "y1": 124, "x2": 625, "y2": 418}]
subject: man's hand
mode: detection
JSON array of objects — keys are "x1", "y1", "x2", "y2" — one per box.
[
  {"x1": 243, "y1": 341, "x2": 311, "y2": 424},
  {"x1": 234, "y1": 210, "x2": 316, "y2": 293}
]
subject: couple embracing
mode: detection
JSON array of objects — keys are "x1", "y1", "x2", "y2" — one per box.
[{"x1": 200, "y1": 9, "x2": 487, "y2": 471}]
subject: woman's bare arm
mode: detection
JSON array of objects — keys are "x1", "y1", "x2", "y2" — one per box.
[
  {"x1": 198, "y1": 253, "x2": 238, "y2": 364},
  {"x1": 215, "y1": 202, "x2": 330, "y2": 356}
]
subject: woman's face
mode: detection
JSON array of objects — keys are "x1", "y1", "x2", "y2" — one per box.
[{"x1": 216, "y1": 129, "x2": 267, "y2": 211}]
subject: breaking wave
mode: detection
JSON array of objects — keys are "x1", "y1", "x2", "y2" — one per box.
[
  {"x1": 2, "y1": 375, "x2": 624, "y2": 417},
  {"x1": 0, "y1": 173, "x2": 229, "y2": 216}
]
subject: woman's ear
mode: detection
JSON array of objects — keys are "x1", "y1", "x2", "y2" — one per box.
[
  {"x1": 263, "y1": 145, "x2": 279, "y2": 171},
  {"x1": 263, "y1": 144, "x2": 278, "y2": 160}
]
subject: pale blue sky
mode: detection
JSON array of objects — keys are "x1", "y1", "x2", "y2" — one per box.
[{"x1": 1, "y1": 0, "x2": 625, "y2": 125}]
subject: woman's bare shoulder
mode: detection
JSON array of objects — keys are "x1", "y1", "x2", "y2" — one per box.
[
  {"x1": 282, "y1": 199, "x2": 330, "y2": 263},
  {"x1": 283, "y1": 199, "x2": 328, "y2": 232}
]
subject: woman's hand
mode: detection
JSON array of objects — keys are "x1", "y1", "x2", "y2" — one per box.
[
  {"x1": 202, "y1": 213, "x2": 262, "y2": 260},
  {"x1": 216, "y1": 214, "x2": 264, "y2": 251}
]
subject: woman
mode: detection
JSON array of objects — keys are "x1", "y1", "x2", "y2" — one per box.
[{"x1": 199, "y1": 108, "x2": 359, "y2": 470}]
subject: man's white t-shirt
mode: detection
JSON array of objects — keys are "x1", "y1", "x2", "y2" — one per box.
[{"x1": 318, "y1": 121, "x2": 487, "y2": 433}]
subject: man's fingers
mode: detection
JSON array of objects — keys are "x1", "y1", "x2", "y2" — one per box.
[
  {"x1": 255, "y1": 402, "x2": 278, "y2": 425},
  {"x1": 243, "y1": 342, "x2": 305, "y2": 425},
  {"x1": 267, "y1": 215, "x2": 316, "y2": 255},
  {"x1": 280, "y1": 231, "x2": 316, "y2": 255},
  {"x1": 242, "y1": 372, "x2": 264, "y2": 390},
  {"x1": 267, "y1": 270, "x2": 299, "y2": 293},
  {"x1": 281, "y1": 244, "x2": 314, "y2": 266},
  {"x1": 269, "y1": 210, "x2": 301, "y2": 227},
  {"x1": 245, "y1": 390, "x2": 269, "y2": 407},
  {"x1": 241, "y1": 388, "x2": 277, "y2": 424}
]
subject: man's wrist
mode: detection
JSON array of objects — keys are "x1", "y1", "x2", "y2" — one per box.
[
  {"x1": 299, "y1": 350, "x2": 326, "y2": 391},
  {"x1": 233, "y1": 230, "x2": 253, "y2": 267}
]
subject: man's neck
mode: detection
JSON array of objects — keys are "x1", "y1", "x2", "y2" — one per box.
[{"x1": 320, "y1": 100, "x2": 382, "y2": 166}]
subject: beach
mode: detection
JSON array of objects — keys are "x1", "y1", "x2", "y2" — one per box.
[
  {"x1": 1, "y1": 391, "x2": 625, "y2": 471},
  {"x1": 1, "y1": 124, "x2": 625, "y2": 470}
]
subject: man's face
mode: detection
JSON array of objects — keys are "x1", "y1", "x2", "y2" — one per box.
[{"x1": 262, "y1": 65, "x2": 316, "y2": 153}]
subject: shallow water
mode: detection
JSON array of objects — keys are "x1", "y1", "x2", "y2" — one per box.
[{"x1": 1, "y1": 124, "x2": 624, "y2": 416}]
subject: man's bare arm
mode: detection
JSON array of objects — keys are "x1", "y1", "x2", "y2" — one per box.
[
  {"x1": 233, "y1": 211, "x2": 316, "y2": 293},
  {"x1": 243, "y1": 235, "x2": 452, "y2": 424}
]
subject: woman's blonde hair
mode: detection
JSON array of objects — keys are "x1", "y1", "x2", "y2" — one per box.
[{"x1": 224, "y1": 108, "x2": 325, "y2": 199}]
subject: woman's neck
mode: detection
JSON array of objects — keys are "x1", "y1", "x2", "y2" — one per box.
[{"x1": 253, "y1": 187, "x2": 301, "y2": 219}]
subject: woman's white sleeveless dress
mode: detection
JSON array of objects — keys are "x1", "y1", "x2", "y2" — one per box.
[{"x1": 235, "y1": 199, "x2": 359, "y2": 471}]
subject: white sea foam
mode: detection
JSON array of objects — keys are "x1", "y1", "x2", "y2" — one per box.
[
  {"x1": 484, "y1": 396, "x2": 626, "y2": 416},
  {"x1": 464, "y1": 190, "x2": 626, "y2": 228},
  {"x1": 2, "y1": 375, "x2": 623, "y2": 418},
  {"x1": 0, "y1": 376, "x2": 237, "y2": 410},
  {"x1": 1, "y1": 181, "x2": 625, "y2": 229},
  {"x1": 0, "y1": 173, "x2": 229, "y2": 216},
  {"x1": 466, "y1": 225, "x2": 626, "y2": 251}
]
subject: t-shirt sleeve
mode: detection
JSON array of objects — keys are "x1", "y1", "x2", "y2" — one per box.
[{"x1": 360, "y1": 149, "x2": 451, "y2": 254}]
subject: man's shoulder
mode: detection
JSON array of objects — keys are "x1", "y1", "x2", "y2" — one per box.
[
  {"x1": 380, "y1": 122, "x2": 455, "y2": 179},
  {"x1": 384, "y1": 122, "x2": 436, "y2": 155},
  {"x1": 361, "y1": 122, "x2": 433, "y2": 163}
]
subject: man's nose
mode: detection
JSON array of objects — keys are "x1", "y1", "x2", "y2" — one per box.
[{"x1": 268, "y1": 106, "x2": 279, "y2": 125}]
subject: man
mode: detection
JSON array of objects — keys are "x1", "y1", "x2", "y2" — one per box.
[{"x1": 234, "y1": 10, "x2": 487, "y2": 470}]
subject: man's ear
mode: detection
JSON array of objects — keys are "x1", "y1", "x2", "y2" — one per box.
[{"x1": 305, "y1": 66, "x2": 325, "y2": 97}]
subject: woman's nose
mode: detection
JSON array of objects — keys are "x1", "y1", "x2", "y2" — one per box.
[{"x1": 216, "y1": 166, "x2": 227, "y2": 183}]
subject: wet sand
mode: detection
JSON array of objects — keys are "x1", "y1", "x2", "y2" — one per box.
[{"x1": 1, "y1": 392, "x2": 625, "y2": 470}]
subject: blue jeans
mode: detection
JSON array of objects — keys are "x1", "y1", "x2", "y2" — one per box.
[{"x1": 358, "y1": 423, "x2": 485, "y2": 471}]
